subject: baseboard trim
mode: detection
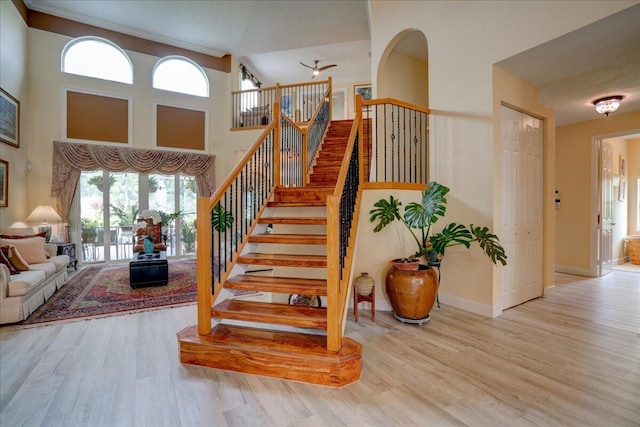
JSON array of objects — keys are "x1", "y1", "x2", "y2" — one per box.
[
  {"x1": 544, "y1": 284, "x2": 556, "y2": 297},
  {"x1": 555, "y1": 265, "x2": 592, "y2": 277},
  {"x1": 437, "y1": 292, "x2": 497, "y2": 318}
]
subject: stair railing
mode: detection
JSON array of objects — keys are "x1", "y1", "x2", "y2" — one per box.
[
  {"x1": 359, "y1": 97, "x2": 430, "y2": 186},
  {"x1": 305, "y1": 96, "x2": 330, "y2": 177},
  {"x1": 196, "y1": 107, "x2": 281, "y2": 334},
  {"x1": 326, "y1": 106, "x2": 363, "y2": 352},
  {"x1": 279, "y1": 79, "x2": 332, "y2": 187},
  {"x1": 232, "y1": 80, "x2": 330, "y2": 129}
]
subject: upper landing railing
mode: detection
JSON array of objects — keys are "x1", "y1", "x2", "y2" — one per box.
[
  {"x1": 360, "y1": 98, "x2": 430, "y2": 187},
  {"x1": 232, "y1": 80, "x2": 331, "y2": 129}
]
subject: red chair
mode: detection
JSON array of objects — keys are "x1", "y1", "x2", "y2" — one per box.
[{"x1": 133, "y1": 218, "x2": 167, "y2": 252}]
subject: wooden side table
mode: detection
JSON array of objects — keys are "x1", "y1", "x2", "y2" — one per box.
[
  {"x1": 353, "y1": 285, "x2": 375, "y2": 322},
  {"x1": 56, "y1": 242, "x2": 78, "y2": 270}
]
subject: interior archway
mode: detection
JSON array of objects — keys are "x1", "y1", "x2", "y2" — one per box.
[{"x1": 376, "y1": 29, "x2": 429, "y2": 108}]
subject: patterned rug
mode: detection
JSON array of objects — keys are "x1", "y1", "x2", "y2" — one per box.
[{"x1": 20, "y1": 259, "x2": 197, "y2": 326}]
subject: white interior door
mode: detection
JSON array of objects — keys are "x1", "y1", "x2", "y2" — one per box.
[
  {"x1": 500, "y1": 106, "x2": 543, "y2": 310},
  {"x1": 522, "y1": 113, "x2": 543, "y2": 302},
  {"x1": 500, "y1": 107, "x2": 522, "y2": 309},
  {"x1": 599, "y1": 141, "x2": 614, "y2": 276}
]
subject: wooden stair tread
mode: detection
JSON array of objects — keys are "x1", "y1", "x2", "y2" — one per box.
[
  {"x1": 248, "y1": 233, "x2": 326, "y2": 244},
  {"x1": 267, "y1": 200, "x2": 327, "y2": 207},
  {"x1": 238, "y1": 252, "x2": 327, "y2": 267},
  {"x1": 212, "y1": 299, "x2": 327, "y2": 329},
  {"x1": 178, "y1": 324, "x2": 362, "y2": 387},
  {"x1": 258, "y1": 217, "x2": 326, "y2": 225},
  {"x1": 226, "y1": 274, "x2": 327, "y2": 295}
]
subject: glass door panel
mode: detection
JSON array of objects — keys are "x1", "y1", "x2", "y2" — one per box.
[
  {"x1": 179, "y1": 176, "x2": 198, "y2": 255},
  {"x1": 79, "y1": 171, "x2": 105, "y2": 263},
  {"x1": 148, "y1": 174, "x2": 176, "y2": 255},
  {"x1": 109, "y1": 172, "x2": 139, "y2": 261}
]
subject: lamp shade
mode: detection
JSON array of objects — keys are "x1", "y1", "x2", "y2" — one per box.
[{"x1": 26, "y1": 205, "x2": 62, "y2": 223}]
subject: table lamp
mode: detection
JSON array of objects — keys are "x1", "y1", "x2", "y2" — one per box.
[{"x1": 26, "y1": 205, "x2": 62, "y2": 242}]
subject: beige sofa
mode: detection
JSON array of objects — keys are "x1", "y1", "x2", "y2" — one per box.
[{"x1": 0, "y1": 229, "x2": 70, "y2": 324}]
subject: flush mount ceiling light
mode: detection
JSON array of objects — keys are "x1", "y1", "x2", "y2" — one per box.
[{"x1": 592, "y1": 95, "x2": 623, "y2": 116}]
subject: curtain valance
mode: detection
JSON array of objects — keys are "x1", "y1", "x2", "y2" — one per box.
[{"x1": 51, "y1": 141, "x2": 215, "y2": 222}]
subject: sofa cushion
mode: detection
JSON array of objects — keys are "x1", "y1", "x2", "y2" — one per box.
[
  {"x1": 0, "y1": 237, "x2": 48, "y2": 264},
  {"x1": 46, "y1": 255, "x2": 70, "y2": 272},
  {"x1": 0, "y1": 249, "x2": 19, "y2": 275},
  {"x1": 29, "y1": 262, "x2": 57, "y2": 278},
  {"x1": 1, "y1": 245, "x2": 30, "y2": 271},
  {"x1": 7, "y1": 270, "x2": 46, "y2": 297}
]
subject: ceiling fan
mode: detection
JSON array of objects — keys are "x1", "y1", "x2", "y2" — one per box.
[{"x1": 299, "y1": 60, "x2": 337, "y2": 79}]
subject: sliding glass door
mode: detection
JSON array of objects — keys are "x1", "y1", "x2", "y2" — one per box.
[{"x1": 78, "y1": 170, "x2": 195, "y2": 264}]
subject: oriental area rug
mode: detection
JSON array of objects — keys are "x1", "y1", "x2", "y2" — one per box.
[{"x1": 20, "y1": 259, "x2": 198, "y2": 327}]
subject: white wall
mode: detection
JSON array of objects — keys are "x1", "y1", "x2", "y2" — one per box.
[
  {"x1": 608, "y1": 137, "x2": 630, "y2": 262},
  {"x1": 628, "y1": 139, "x2": 640, "y2": 234},
  {"x1": 0, "y1": 2, "x2": 29, "y2": 227},
  {"x1": 366, "y1": 0, "x2": 635, "y2": 315}
]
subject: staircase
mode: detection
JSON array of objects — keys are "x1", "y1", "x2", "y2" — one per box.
[{"x1": 178, "y1": 120, "x2": 362, "y2": 387}]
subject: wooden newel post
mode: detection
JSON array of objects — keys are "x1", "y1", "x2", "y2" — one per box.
[
  {"x1": 196, "y1": 196, "x2": 212, "y2": 335},
  {"x1": 326, "y1": 194, "x2": 341, "y2": 352},
  {"x1": 273, "y1": 102, "x2": 281, "y2": 186}
]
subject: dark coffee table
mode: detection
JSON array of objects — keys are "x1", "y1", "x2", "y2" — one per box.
[{"x1": 129, "y1": 251, "x2": 168, "y2": 288}]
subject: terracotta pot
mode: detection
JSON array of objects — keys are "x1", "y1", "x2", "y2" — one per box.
[
  {"x1": 391, "y1": 258, "x2": 420, "y2": 271},
  {"x1": 385, "y1": 264, "x2": 438, "y2": 323}
]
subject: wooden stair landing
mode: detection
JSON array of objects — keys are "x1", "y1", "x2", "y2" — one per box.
[{"x1": 178, "y1": 324, "x2": 362, "y2": 387}]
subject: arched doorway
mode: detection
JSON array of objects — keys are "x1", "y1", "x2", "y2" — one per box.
[{"x1": 376, "y1": 30, "x2": 429, "y2": 108}]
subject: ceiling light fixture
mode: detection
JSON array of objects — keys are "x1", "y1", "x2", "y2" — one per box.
[{"x1": 592, "y1": 95, "x2": 623, "y2": 116}]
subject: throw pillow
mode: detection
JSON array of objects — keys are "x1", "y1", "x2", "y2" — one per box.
[
  {"x1": 0, "y1": 245, "x2": 30, "y2": 271},
  {"x1": 0, "y1": 237, "x2": 47, "y2": 264},
  {"x1": 0, "y1": 248, "x2": 20, "y2": 275}
]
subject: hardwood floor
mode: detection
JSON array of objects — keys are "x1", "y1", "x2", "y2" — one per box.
[{"x1": 1, "y1": 271, "x2": 638, "y2": 426}]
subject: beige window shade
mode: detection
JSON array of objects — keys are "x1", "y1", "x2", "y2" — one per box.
[
  {"x1": 66, "y1": 91, "x2": 129, "y2": 143},
  {"x1": 156, "y1": 105, "x2": 206, "y2": 151}
]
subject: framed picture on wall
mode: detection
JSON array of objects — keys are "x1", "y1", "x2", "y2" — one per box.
[
  {"x1": 0, "y1": 87, "x2": 20, "y2": 148},
  {"x1": 620, "y1": 155, "x2": 626, "y2": 176},
  {"x1": 0, "y1": 159, "x2": 8, "y2": 207},
  {"x1": 354, "y1": 84, "x2": 372, "y2": 101},
  {"x1": 280, "y1": 93, "x2": 293, "y2": 117},
  {"x1": 619, "y1": 176, "x2": 626, "y2": 202}
]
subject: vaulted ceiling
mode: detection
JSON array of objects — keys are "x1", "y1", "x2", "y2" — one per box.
[{"x1": 23, "y1": 1, "x2": 640, "y2": 126}]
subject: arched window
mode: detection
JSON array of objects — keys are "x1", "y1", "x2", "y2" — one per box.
[
  {"x1": 153, "y1": 56, "x2": 209, "y2": 97},
  {"x1": 62, "y1": 37, "x2": 133, "y2": 84}
]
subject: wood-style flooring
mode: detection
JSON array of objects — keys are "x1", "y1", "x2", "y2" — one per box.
[{"x1": 1, "y1": 271, "x2": 638, "y2": 426}]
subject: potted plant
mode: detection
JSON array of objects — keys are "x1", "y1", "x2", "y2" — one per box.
[
  {"x1": 181, "y1": 220, "x2": 196, "y2": 252},
  {"x1": 111, "y1": 203, "x2": 139, "y2": 228},
  {"x1": 80, "y1": 217, "x2": 99, "y2": 243},
  {"x1": 369, "y1": 181, "x2": 507, "y2": 324}
]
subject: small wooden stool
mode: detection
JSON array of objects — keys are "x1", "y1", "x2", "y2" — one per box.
[{"x1": 354, "y1": 285, "x2": 375, "y2": 322}]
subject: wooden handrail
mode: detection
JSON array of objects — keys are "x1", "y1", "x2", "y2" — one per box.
[
  {"x1": 362, "y1": 97, "x2": 431, "y2": 115},
  {"x1": 331, "y1": 117, "x2": 361, "y2": 199},
  {"x1": 207, "y1": 120, "x2": 277, "y2": 210},
  {"x1": 326, "y1": 111, "x2": 362, "y2": 351},
  {"x1": 230, "y1": 79, "x2": 331, "y2": 96}
]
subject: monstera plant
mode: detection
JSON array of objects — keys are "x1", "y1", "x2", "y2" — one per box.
[
  {"x1": 370, "y1": 181, "x2": 507, "y2": 266},
  {"x1": 369, "y1": 181, "x2": 507, "y2": 324}
]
